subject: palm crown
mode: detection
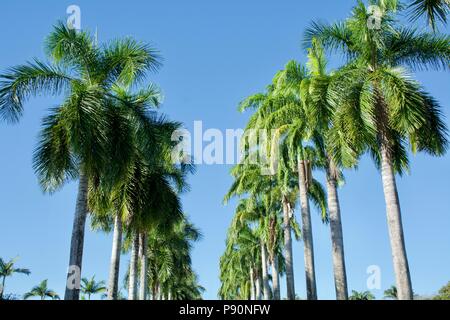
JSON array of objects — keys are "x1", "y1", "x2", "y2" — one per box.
[{"x1": 23, "y1": 279, "x2": 59, "y2": 300}]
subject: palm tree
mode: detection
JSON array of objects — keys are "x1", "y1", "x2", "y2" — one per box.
[
  {"x1": 86, "y1": 84, "x2": 176, "y2": 300},
  {"x1": 0, "y1": 257, "x2": 30, "y2": 299},
  {"x1": 349, "y1": 290, "x2": 376, "y2": 300},
  {"x1": 266, "y1": 42, "x2": 351, "y2": 300},
  {"x1": 219, "y1": 208, "x2": 263, "y2": 300},
  {"x1": 384, "y1": 285, "x2": 398, "y2": 299},
  {"x1": 149, "y1": 218, "x2": 203, "y2": 300},
  {"x1": 304, "y1": 0, "x2": 449, "y2": 299},
  {"x1": 238, "y1": 82, "x2": 328, "y2": 300},
  {"x1": 0, "y1": 22, "x2": 161, "y2": 300},
  {"x1": 122, "y1": 156, "x2": 193, "y2": 300},
  {"x1": 80, "y1": 276, "x2": 106, "y2": 300},
  {"x1": 23, "y1": 280, "x2": 60, "y2": 300}
]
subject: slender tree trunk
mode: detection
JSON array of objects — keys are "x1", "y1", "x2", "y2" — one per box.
[
  {"x1": 250, "y1": 267, "x2": 255, "y2": 300},
  {"x1": 326, "y1": 162, "x2": 349, "y2": 300},
  {"x1": 260, "y1": 240, "x2": 271, "y2": 300},
  {"x1": 255, "y1": 273, "x2": 262, "y2": 300},
  {"x1": 298, "y1": 160, "x2": 317, "y2": 300},
  {"x1": 152, "y1": 284, "x2": 157, "y2": 300},
  {"x1": 0, "y1": 276, "x2": 5, "y2": 299},
  {"x1": 282, "y1": 199, "x2": 295, "y2": 300},
  {"x1": 380, "y1": 144, "x2": 413, "y2": 300},
  {"x1": 107, "y1": 214, "x2": 122, "y2": 300},
  {"x1": 271, "y1": 256, "x2": 280, "y2": 300},
  {"x1": 128, "y1": 233, "x2": 139, "y2": 300},
  {"x1": 139, "y1": 232, "x2": 148, "y2": 300},
  {"x1": 64, "y1": 173, "x2": 89, "y2": 300}
]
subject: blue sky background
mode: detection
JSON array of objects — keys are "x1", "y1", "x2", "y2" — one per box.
[{"x1": 0, "y1": 0, "x2": 449, "y2": 300}]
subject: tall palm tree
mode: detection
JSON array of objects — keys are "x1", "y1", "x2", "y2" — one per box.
[
  {"x1": 148, "y1": 218, "x2": 202, "y2": 300},
  {"x1": 219, "y1": 207, "x2": 262, "y2": 300},
  {"x1": 86, "y1": 84, "x2": 177, "y2": 300},
  {"x1": 0, "y1": 257, "x2": 30, "y2": 299},
  {"x1": 267, "y1": 47, "x2": 351, "y2": 300},
  {"x1": 23, "y1": 279, "x2": 59, "y2": 300},
  {"x1": 80, "y1": 276, "x2": 106, "y2": 300},
  {"x1": 0, "y1": 22, "x2": 161, "y2": 300},
  {"x1": 122, "y1": 155, "x2": 192, "y2": 300},
  {"x1": 304, "y1": 0, "x2": 449, "y2": 299},
  {"x1": 239, "y1": 84, "x2": 328, "y2": 300}
]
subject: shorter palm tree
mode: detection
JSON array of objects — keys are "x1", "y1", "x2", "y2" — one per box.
[
  {"x1": 80, "y1": 276, "x2": 106, "y2": 300},
  {"x1": 23, "y1": 280, "x2": 59, "y2": 300},
  {"x1": 0, "y1": 257, "x2": 30, "y2": 299},
  {"x1": 349, "y1": 290, "x2": 376, "y2": 300},
  {"x1": 384, "y1": 285, "x2": 398, "y2": 299}
]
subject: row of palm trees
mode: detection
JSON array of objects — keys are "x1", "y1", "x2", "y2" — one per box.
[
  {"x1": 219, "y1": 0, "x2": 449, "y2": 300},
  {"x1": 0, "y1": 22, "x2": 202, "y2": 300}
]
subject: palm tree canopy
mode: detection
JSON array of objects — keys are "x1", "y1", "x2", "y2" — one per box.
[
  {"x1": 80, "y1": 276, "x2": 106, "y2": 297},
  {"x1": 349, "y1": 290, "x2": 376, "y2": 300},
  {"x1": 0, "y1": 257, "x2": 31, "y2": 277},
  {"x1": 407, "y1": 0, "x2": 450, "y2": 31},
  {"x1": 23, "y1": 279, "x2": 59, "y2": 300},
  {"x1": 0, "y1": 22, "x2": 162, "y2": 192},
  {"x1": 384, "y1": 285, "x2": 398, "y2": 299},
  {"x1": 303, "y1": 1, "x2": 449, "y2": 171}
]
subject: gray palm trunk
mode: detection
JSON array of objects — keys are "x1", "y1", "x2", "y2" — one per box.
[
  {"x1": 1, "y1": 276, "x2": 6, "y2": 299},
  {"x1": 271, "y1": 256, "x2": 280, "y2": 300},
  {"x1": 128, "y1": 233, "x2": 139, "y2": 300},
  {"x1": 107, "y1": 214, "x2": 123, "y2": 300},
  {"x1": 282, "y1": 198, "x2": 295, "y2": 300},
  {"x1": 260, "y1": 240, "x2": 271, "y2": 300},
  {"x1": 255, "y1": 272, "x2": 262, "y2": 300},
  {"x1": 380, "y1": 145, "x2": 413, "y2": 300},
  {"x1": 249, "y1": 267, "x2": 255, "y2": 300},
  {"x1": 64, "y1": 173, "x2": 89, "y2": 300},
  {"x1": 325, "y1": 162, "x2": 349, "y2": 300},
  {"x1": 298, "y1": 160, "x2": 317, "y2": 300},
  {"x1": 139, "y1": 232, "x2": 148, "y2": 300}
]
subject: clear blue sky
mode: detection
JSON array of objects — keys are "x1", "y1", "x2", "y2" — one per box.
[{"x1": 0, "y1": 0, "x2": 449, "y2": 300}]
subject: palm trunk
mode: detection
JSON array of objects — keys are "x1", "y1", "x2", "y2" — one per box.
[
  {"x1": 271, "y1": 256, "x2": 280, "y2": 300},
  {"x1": 139, "y1": 232, "x2": 148, "y2": 300},
  {"x1": 128, "y1": 233, "x2": 139, "y2": 300},
  {"x1": 107, "y1": 214, "x2": 123, "y2": 300},
  {"x1": 0, "y1": 276, "x2": 5, "y2": 299},
  {"x1": 380, "y1": 145, "x2": 413, "y2": 300},
  {"x1": 282, "y1": 198, "x2": 295, "y2": 300},
  {"x1": 260, "y1": 240, "x2": 271, "y2": 300},
  {"x1": 152, "y1": 284, "x2": 157, "y2": 300},
  {"x1": 326, "y1": 162, "x2": 349, "y2": 300},
  {"x1": 64, "y1": 173, "x2": 89, "y2": 300},
  {"x1": 298, "y1": 159, "x2": 317, "y2": 300},
  {"x1": 255, "y1": 273, "x2": 262, "y2": 300},
  {"x1": 249, "y1": 267, "x2": 255, "y2": 300}
]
